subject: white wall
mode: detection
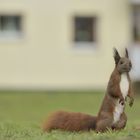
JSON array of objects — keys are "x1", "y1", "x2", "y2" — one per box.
[{"x1": 0, "y1": 0, "x2": 132, "y2": 90}]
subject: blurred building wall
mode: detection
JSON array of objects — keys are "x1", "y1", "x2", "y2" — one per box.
[{"x1": 0, "y1": 0, "x2": 133, "y2": 90}]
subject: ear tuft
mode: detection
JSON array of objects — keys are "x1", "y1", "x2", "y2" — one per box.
[
  {"x1": 125, "y1": 48, "x2": 129, "y2": 58},
  {"x1": 113, "y1": 48, "x2": 121, "y2": 65}
]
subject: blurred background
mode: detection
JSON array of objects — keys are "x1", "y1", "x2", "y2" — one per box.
[
  {"x1": 0, "y1": 0, "x2": 139, "y2": 91},
  {"x1": 0, "y1": 0, "x2": 139, "y2": 124}
]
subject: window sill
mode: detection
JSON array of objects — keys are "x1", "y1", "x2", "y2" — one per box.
[
  {"x1": 0, "y1": 33, "x2": 24, "y2": 43},
  {"x1": 70, "y1": 42, "x2": 98, "y2": 55}
]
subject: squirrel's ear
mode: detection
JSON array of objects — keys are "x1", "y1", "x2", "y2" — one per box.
[
  {"x1": 125, "y1": 48, "x2": 129, "y2": 58},
  {"x1": 113, "y1": 48, "x2": 121, "y2": 65}
]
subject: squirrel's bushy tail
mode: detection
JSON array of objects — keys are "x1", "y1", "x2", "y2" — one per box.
[{"x1": 42, "y1": 111, "x2": 97, "y2": 132}]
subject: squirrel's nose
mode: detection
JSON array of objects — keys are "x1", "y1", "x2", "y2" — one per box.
[{"x1": 129, "y1": 62, "x2": 132, "y2": 68}]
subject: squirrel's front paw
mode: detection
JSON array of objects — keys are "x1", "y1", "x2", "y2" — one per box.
[
  {"x1": 119, "y1": 98, "x2": 125, "y2": 105},
  {"x1": 129, "y1": 97, "x2": 134, "y2": 107}
]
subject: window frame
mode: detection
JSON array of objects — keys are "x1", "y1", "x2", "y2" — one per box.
[
  {"x1": 132, "y1": 5, "x2": 140, "y2": 43},
  {"x1": 72, "y1": 16, "x2": 98, "y2": 49},
  {"x1": 0, "y1": 14, "x2": 23, "y2": 41}
]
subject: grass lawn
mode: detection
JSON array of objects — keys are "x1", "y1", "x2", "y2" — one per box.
[{"x1": 0, "y1": 91, "x2": 140, "y2": 140}]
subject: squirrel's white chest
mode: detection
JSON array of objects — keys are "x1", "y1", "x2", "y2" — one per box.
[
  {"x1": 113, "y1": 73, "x2": 129, "y2": 124},
  {"x1": 120, "y1": 73, "x2": 129, "y2": 99}
]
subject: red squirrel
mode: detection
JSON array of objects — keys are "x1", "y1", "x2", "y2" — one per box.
[{"x1": 42, "y1": 48, "x2": 134, "y2": 132}]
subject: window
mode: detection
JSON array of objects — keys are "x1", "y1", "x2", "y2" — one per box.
[
  {"x1": 74, "y1": 17, "x2": 97, "y2": 43},
  {"x1": 0, "y1": 15, "x2": 22, "y2": 39},
  {"x1": 133, "y1": 6, "x2": 140, "y2": 42}
]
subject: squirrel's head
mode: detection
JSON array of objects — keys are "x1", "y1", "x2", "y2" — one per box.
[{"x1": 113, "y1": 48, "x2": 132, "y2": 74}]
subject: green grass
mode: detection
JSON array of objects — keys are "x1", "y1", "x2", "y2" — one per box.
[{"x1": 0, "y1": 91, "x2": 140, "y2": 140}]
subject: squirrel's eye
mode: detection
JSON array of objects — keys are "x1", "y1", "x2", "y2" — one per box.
[{"x1": 120, "y1": 61, "x2": 123, "y2": 64}]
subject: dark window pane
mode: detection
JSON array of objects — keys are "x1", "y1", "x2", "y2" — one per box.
[
  {"x1": 0, "y1": 15, "x2": 21, "y2": 32},
  {"x1": 74, "y1": 17, "x2": 96, "y2": 42},
  {"x1": 133, "y1": 6, "x2": 140, "y2": 42}
]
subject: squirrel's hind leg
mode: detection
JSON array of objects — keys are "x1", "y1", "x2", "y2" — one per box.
[
  {"x1": 96, "y1": 117, "x2": 113, "y2": 132},
  {"x1": 111, "y1": 112, "x2": 127, "y2": 130}
]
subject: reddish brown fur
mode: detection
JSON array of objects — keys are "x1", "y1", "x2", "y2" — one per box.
[
  {"x1": 43, "y1": 111, "x2": 97, "y2": 132},
  {"x1": 96, "y1": 68, "x2": 130, "y2": 132},
  {"x1": 95, "y1": 49, "x2": 134, "y2": 132},
  {"x1": 42, "y1": 48, "x2": 134, "y2": 133}
]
